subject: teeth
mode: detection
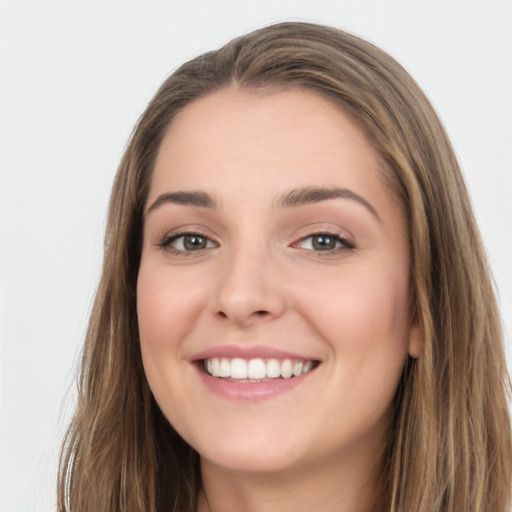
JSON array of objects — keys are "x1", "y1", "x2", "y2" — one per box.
[
  {"x1": 231, "y1": 358, "x2": 247, "y2": 379},
  {"x1": 281, "y1": 359, "x2": 293, "y2": 379},
  {"x1": 302, "y1": 360, "x2": 313, "y2": 374},
  {"x1": 248, "y1": 358, "x2": 266, "y2": 379},
  {"x1": 219, "y1": 358, "x2": 230, "y2": 377},
  {"x1": 293, "y1": 361, "x2": 303, "y2": 376},
  {"x1": 266, "y1": 358, "x2": 281, "y2": 378},
  {"x1": 204, "y1": 357, "x2": 317, "y2": 380}
]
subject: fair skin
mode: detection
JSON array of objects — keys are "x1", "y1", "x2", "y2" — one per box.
[{"x1": 137, "y1": 87, "x2": 422, "y2": 512}]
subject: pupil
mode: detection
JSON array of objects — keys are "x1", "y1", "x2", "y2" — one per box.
[
  {"x1": 312, "y1": 235, "x2": 335, "y2": 250},
  {"x1": 184, "y1": 235, "x2": 206, "y2": 250}
]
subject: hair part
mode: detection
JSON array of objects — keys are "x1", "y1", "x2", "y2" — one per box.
[{"x1": 58, "y1": 22, "x2": 512, "y2": 512}]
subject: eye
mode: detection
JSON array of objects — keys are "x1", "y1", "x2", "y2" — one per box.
[
  {"x1": 294, "y1": 233, "x2": 355, "y2": 253},
  {"x1": 158, "y1": 232, "x2": 217, "y2": 253}
]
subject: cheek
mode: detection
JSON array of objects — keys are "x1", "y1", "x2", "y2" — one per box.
[
  {"x1": 136, "y1": 261, "x2": 208, "y2": 431},
  {"x1": 136, "y1": 260, "x2": 208, "y2": 400},
  {"x1": 137, "y1": 262, "x2": 202, "y2": 348},
  {"x1": 294, "y1": 265, "x2": 411, "y2": 381}
]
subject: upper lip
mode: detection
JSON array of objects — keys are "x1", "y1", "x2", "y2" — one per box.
[{"x1": 190, "y1": 344, "x2": 319, "y2": 362}]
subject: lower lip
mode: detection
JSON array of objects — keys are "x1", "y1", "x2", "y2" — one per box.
[{"x1": 195, "y1": 365, "x2": 316, "y2": 401}]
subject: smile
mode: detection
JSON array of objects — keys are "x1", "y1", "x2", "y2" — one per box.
[{"x1": 203, "y1": 357, "x2": 317, "y2": 381}]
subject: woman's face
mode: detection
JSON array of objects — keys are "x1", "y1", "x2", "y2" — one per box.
[{"x1": 137, "y1": 88, "x2": 422, "y2": 476}]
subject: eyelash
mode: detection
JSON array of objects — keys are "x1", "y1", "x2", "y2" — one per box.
[
  {"x1": 293, "y1": 232, "x2": 356, "y2": 255},
  {"x1": 156, "y1": 231, "x2": 356, "y2": 256},
  {"x1": 156, "y1": 232, "x2": 217, "y2": 255}
]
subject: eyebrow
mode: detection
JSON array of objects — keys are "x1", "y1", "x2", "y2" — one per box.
[
  {"x1": 145, "y1": 186, "x2": 380, "y2": 222},
  {"x1": 277, "y1": 186, "x2": 381, "y2": 222},
  {"x1": 146, "y1": 190, "x2": 217, "y2": 215}
]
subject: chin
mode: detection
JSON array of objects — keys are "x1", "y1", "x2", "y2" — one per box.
[
  {"x1": 191, "y1": 427, "x2": 307, "y2": 475},
  {"x1": 200, "y1": 446, "x2": 301, "y2": 475}
]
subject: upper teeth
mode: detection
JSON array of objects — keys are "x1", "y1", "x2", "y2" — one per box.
[{"x1": 204, "y1": 357, "x2": 314, "y2": 380}]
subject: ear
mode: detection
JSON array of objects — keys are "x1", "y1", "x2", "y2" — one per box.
[{"x1": 408, "y1": 316, "x2": 425, "y2": 358}]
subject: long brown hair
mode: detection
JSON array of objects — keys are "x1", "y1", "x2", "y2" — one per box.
[{"x1": 58, "y1": 22, "x2": 512, "y2": 511}]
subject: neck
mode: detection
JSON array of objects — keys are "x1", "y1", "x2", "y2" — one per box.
[{"x1": 197, "y1": 446, "x2": 386, "y2": 512}]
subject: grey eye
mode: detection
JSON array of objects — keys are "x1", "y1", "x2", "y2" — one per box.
[
  {"x1": 168, "y1": 234, "x2": 216, "y2": 251},
  {"x1": 299, "y1": 234, "x2": 341, "y2": 251},
  {"x1": 311, "y1": 234, "x2": 338, "y2": 250},
  {"x1": 182, "y1": 234, "x2": 208, "y2": 250}
]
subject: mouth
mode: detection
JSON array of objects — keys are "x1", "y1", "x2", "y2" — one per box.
[{"x1": 201, "y1": 357, "x2": 320, "y2": 382}]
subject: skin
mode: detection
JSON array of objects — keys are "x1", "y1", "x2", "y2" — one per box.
[{"x1": 137, "y1": 87, "x2": 423, "y2": 512}]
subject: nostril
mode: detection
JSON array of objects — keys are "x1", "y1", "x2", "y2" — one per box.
[{"x1": 214, "y1": 308, "x2": 273, "y2": 323}]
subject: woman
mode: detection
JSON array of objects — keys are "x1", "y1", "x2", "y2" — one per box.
[{"x1": 58, "y1": 22, "x2": 512, "y2": 512}]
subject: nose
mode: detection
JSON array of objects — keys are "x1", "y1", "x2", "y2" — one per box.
[{"x1": 211, "y1": 246, "x2": 286, "y2": 327}]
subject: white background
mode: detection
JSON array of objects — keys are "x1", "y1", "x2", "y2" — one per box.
[{"x1": 0, "y1": 1, "x2": 511, "y2": 511}]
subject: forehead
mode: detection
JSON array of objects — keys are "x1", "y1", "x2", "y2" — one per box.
[{"x1": 150, "y1": 87, "x2": 385, "y2": 200}]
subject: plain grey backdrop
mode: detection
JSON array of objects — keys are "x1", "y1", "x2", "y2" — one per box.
[{"x1": 1, "y1": 1, "x2": 511, "y2": 511}]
